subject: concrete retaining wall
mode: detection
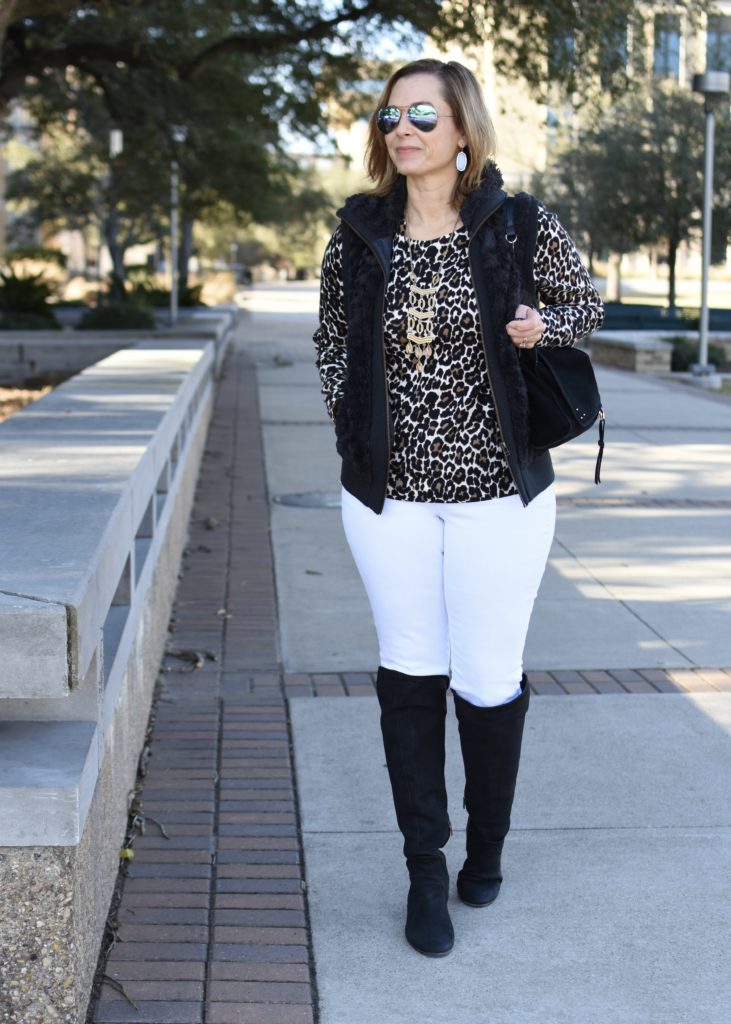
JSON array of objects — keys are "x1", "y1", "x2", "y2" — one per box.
[
  {"x1": 0, "y1": 307, "x2": 235, "y2": 385},
  {"x1": 590, "y1": 331, "x2": 674, "y2": 372},
  {"x1": 591, "y1": 330, "x2": 731, "y2": 373},
  {"x1": 0, "y1": 315, "x2": 233, "y2": 1022}
]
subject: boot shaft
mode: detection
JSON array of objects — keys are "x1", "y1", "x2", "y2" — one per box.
[
  {"x1": 454, "y1": 676, "x2": 530, "y2": 847},
  {"x1": 376, "y1": 668, "x2": 451, "y2": 858}
]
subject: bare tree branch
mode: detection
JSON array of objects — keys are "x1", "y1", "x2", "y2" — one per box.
[{"x1": 183, "y1": 1, "x2": 389, "y2": 78}]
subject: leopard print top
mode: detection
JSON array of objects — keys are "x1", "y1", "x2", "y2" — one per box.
[{"x1": 314, "y1": 203, "x2": 603, "y2": 503}]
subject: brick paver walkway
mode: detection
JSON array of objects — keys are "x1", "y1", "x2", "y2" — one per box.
[
  {"x1": 88, "y1": 344, "x2": 731, "y2": 1024},
  {"x1": 281, "y1": 666, "x2": 731, "y2": 697},
  {"x1": 90, "y1": 350, "x2": 315, "y2": 1024}
]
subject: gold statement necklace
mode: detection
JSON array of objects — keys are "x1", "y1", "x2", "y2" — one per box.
[{"x1": 403, "y1": 211, "x2": 461, "y2": 373}]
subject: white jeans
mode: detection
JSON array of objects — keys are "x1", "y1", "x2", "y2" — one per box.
[{"x1": 341, "y1": 485, "x2": 556, "y2": 707}]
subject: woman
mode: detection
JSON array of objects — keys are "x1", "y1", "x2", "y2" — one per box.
[{"x1": 313, "y1": 59, "x2": 603, "y2": 959}]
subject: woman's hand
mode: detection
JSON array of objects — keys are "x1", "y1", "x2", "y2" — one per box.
[{"x1": 506, "y1": 304, "x2": 545, "y2": 350}]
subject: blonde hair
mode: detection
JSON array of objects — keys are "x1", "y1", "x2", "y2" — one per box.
[{"x1": 364, "y1": 59, "x2": 497, "y2": 208}]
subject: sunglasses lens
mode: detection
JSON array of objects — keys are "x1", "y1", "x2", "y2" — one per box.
[
  {"x1": 376, "y1": 106, "x2": 401, "y2": 134},
  {"x1": 408, "y1": 103, "x2": 438, "y2": 131}
]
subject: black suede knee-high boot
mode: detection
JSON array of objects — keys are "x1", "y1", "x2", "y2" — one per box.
[
  {"x1": 376, "y1": 667, "x2": 454, "y2": 957},
  {"x1": 454, "y1": 675, "x2": 530, "y2": 908}
]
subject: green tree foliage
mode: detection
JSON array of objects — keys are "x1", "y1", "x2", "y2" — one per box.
[
  {"x1": 0, "y1": 2, "x2": 712, "y2": 293},
  {"x1": 5, "y1": 17, "x2": 334, "y2": 285},
  {"x1": 439, "y1": 2, "x2": 706, "y2": 101},
  {"x1": 536, "y1": 84, "x2": 731, "y2": 308},
  {"x1": 1, "y1": 1, "x2": 709, "y2": 113},
  {"x1": 638, "y1": 86, "x2": 731, "y2": 308},
  {"x1": 6, "y1": 107, "x2": 168, "y2": 281}
]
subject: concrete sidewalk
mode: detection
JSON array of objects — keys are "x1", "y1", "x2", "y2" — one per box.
[
  {"x1": 255, "y1": 303, "x2": 731, "y2": 676},
  {"x1": 90, "y1": 284, "x2": 730, "y2": 1024},
  {"x1": 249, "y1": 284, "x2": 731, "y2": 1023}
]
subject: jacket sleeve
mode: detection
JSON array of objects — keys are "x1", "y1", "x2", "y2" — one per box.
[
  {"x1": 533, "y1": 204, "x2": 604, "y2": 348},
  {"x1": 313, "y1": 225, "x2": 347, "y2": 420}
]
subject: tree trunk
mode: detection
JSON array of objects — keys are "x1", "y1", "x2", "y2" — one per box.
[
  {"x1": 178, "y1": 217, "x2": 194, "y2": 294},
  {"x1": 0, "y1": 4, "x2": 21, "y2": 83},
  {"x1": 606, "y1": 252, "x2": 623, "y2": 302},
  {"x1": 104, "y1": 207, "x2": 127, "y2": 301},
  {"x1": 667, "y1": 238, "x2": 678, "y2": 313},
  {"x1": 79, "y1": 228, "x2": 88, "y2": 276}
]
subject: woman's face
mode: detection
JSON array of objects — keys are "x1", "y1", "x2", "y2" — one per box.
[{"x1": 383, "y1": 72, "x2": 465, "y2": 183}]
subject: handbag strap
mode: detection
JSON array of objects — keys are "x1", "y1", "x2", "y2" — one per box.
[
  {"x1": 504, "y1": 196, "x2": 539, "y2": 307},
  {"x1": 506, "y1": 196, "x2": 605, "y2": 485},
  {"x1": 595, "y1": 411, "x2": 605, "y2": 485}
]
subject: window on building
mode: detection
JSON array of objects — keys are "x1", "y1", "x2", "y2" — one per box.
[
  {"x1": 654, "y1": 13, "x2": 680, "y2": 78},
  {"x1": 707, "y1": 15, "x2": 731, "y2": 72},
  {"x1": 599, "y1": 14, "x2": 629, "y2": 87},
  {"x1": 548, "y1": 32, "x2": 575, "y2": 81}
]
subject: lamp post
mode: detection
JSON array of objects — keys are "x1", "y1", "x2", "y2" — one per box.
[
  {"x1": 169, "y1": 125, "x2": 187, "y2": 326},
  {"x1": 98, "y1": 129, "x2": 123, "y2": 293},
  {"x1": 109, "y1": 128, "x2": 124, "y2": 161},
  {"x1": 691, "y1": 71, "x2": 730, "y2": 375}
]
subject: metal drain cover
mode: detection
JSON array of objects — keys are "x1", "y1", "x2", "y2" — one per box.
[{"x1": 272, "y1": 491, "x2": 341, "y2": 509}]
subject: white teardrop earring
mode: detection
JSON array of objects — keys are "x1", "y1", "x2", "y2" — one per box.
[{"x1": 455, "y1": 148, "x2": 468, "y2": 173}]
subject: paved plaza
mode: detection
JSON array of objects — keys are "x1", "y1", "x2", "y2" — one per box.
[{"x1": 90, "y1": 284, "x2": 731, "y2": 1024}]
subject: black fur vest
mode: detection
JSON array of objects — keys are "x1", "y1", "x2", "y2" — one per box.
[{"x1": 334, "y1": 163, "x2": 554, "y2": 513}]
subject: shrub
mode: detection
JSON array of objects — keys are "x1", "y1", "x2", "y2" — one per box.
[
  {"x1": 669, "y1": 336, "x2": 728, "y2": 372},
  {"x1": 5, "y1": 247, "x2": 67, "y2": 269},
  {"x1": 77, "y1": 303, "x2": 156, "y2": 331},
  {"x1": 0, "y1": 267, "x2": 55, "y2": 311},
  {"x1": 130, "y1": 282, "x2": 205, "y2": 308},
  {"x1": 0, "y1": 311, "x2": 61, "y2": 330},
  {"x1": 708, "y1": 343, "x2": 728, "y2": 370},
  {"x1": 0, "y1": 267, "x2": 61, "y2": 329}
]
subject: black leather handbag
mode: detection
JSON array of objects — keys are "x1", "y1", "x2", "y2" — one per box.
[
  {"x1": 505, "y1": 197, "x2": 605, "y2": 484},
  {"x1": 519, "y1": 345, "x2": 605, "y2": 482}
]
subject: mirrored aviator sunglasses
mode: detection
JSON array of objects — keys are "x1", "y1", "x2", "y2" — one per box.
[{"x1": 376, "y1": 102, "x2": 449, "y2": 134}]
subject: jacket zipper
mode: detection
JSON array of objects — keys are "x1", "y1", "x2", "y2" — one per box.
[
  {"x1": 339, "y1": 216, "x2": 392, "y2": 511},
  {"x1": 466, "y1": 198, "x2": 528, "y2": 503},
  {"x1": 381, "y1": 281, "x2": 391, "y2": 512}
]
